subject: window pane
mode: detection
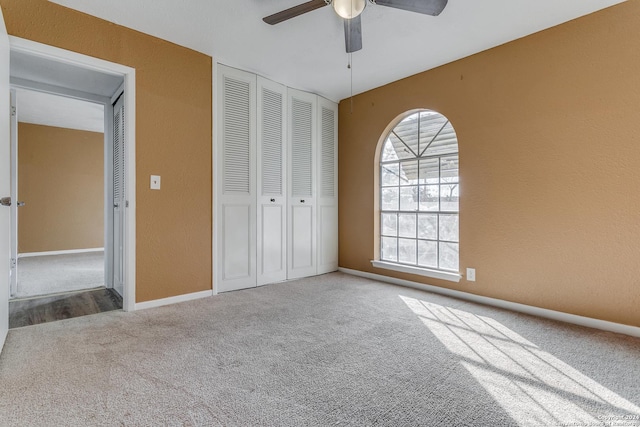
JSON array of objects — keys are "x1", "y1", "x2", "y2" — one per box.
[
  {"x1": 394, "y1": 115, "x2": 419, "y2": 156},
  {"x1": 381, "y1": 187, "x2": 399, "y2": 211},
  {"x1": 439, "y1": 214, "x2": 459, "y2": 242},
  {"x1": 440, "y1": 184, "x2": 459, "y2": 212},
  {"x1": 381, "y1": 139, "x2": 399, "y2": 162},
  {"x1": 419, "y1": 185, "x2": 439, "y2": 211},
  {"x1": 418, "y1": 240, "x2": 438, "y2": 268},
  {"x1": 424, "y1": 122, "x2": 458, "y2": 156},
  {"x1": 381, "y1": 164, "x2": 399, "y2": 187},
  {"x1": 381, "y1": 237, "x2": 397, "y2": 262},
  {"x1": 419, "y1": 158, "x2": 439, "y2": 184},
  {"x1": 419, "y1": 112, "x2": 448, "y2": 155},
  {"x1": 400, "y1": 186, "x2": 418, "y2": 211},
  {"x1": 418, "y1": 214, "x2": 437, "y2": 240},
  {"x1": 398, "y1": 214, "x2": 416, "y2": 238},
  {"x1": 439, "y1": 242, "x2": 459, "y2": 271},
  {"x1": 381, "y1": 213, "x2": 397, "y2": 236},
  {"x1": 388, "y1": 132, "x2": 415, "y2": 160},
  {"x1": 441, "y1": 156, "x2": 458, "y2": 183},
  {"x1": 398, "y1": 238, "x2": 417, "y2": 264},
  {"x1": 399, "y1": 160, "x2": 419, "y2": 186}
]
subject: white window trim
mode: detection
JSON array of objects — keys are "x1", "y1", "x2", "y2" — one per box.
[{"x1": 371, "y1": 260, "x2": 461, "y2": 283}]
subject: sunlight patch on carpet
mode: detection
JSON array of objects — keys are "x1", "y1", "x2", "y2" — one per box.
[{"x1": 400, "y1": 295, "x2": 640, "y2": 426}]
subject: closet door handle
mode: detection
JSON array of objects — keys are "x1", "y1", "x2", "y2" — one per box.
[
  {"x1": 270, "y1": 198, "x2": 276, "y2": 203},
  {"x1": 300, "y1": 199, "x2": 305, "y2": 203}
]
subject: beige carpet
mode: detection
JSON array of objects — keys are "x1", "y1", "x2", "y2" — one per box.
[{"x1": 0, "y1": 272, "x2": 638, "y2": 426}]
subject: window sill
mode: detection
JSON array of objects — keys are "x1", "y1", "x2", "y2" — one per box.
[{"x1": 370, "y1": 260, "x2": 461, "y2": 283}]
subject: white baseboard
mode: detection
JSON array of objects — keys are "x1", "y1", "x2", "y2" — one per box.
[
  {"x1": 134, "y1": 289, "x2": 213, "y2": 311},
  {"x1": 18, "y1": 248, "x2": 104, "y2": 258},
  {"x1": 338, "y1": 267, "x2": 640, "y2": 339}
]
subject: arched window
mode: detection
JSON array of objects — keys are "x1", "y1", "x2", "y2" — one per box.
[{"x1": 378, "y1": 110, "x2": 459, "y2": 275}]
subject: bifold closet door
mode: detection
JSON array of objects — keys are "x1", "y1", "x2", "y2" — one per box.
[
  {"x1": 317, "y1": 97, "x2": 338, "y2": 274},
  {"x1": 112, "y1": 93, "x2": 126, "y2": 297},
  {"x1": 217, "y1": 65, "x2": 257, "y2": 292},
  {"x1": 257, "y1": 77, "x2": 287, "y2": 286},
  {"x1": 287, "y1": 89, "x2": 317, "y2": 279}
]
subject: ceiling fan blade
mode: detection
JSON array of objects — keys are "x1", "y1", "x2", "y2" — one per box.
[
  {"x1": 373, "y1": 0, "x2": 448, "y2": 16},
  {"x1": 344, "y1": 15, "x2": 363, "y2": 53},
  {"x1": 263, "y1": 0, "x2": 329, "y2": 25}
]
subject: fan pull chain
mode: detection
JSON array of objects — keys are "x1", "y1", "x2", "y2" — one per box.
[{"x1": 349, "y1": 52, "x2": 353, "y2": 113}]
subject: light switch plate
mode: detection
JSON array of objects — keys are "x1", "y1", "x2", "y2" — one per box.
[
  {"x1": 467, "y1": 268, "x2": 476, "y2": 282},
  {"x1": 150, "y1": 175, "x2": 161, "y2": 190}
]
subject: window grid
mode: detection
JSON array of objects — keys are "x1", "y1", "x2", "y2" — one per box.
[{"x1": 379, "y1": 111, "x2": 459, "y2": 272}]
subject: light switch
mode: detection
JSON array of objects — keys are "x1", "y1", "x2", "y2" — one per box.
[
  {"x1": 467, "y1": 268, "x2": 476, "y2": 282},
  {"x1": 150, "y1": 175, "x2": 161, "y2": 190}
]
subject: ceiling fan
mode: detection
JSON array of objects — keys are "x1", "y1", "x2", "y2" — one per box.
[{"x1": 263, "y1": 0, "x2": 448, "y2": 53}]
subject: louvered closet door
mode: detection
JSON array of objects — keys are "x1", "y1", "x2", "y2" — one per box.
[
  {"x1": 257, "y1": 77, "x2": 287, "y2": 286},
  {"x1": 317, "y1": 97, "x2": 339, "y2": 274},
  {"x1": 287, "y1": 89, "x2": 317, "y2": 279},
  {"x1": 112, "y1": 93, "x2": 125, "y2": 298},
  {"x1": 217, "y1": 65, "x2": 257, "y2": 292}
]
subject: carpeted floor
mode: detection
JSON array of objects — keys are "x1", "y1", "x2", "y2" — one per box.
[
  {"x1": 15, "y1": 252, "x2": 105, "y2": 298},
  {"x1": 0, "y1": 272, "x2": 638, "y2": 426}
]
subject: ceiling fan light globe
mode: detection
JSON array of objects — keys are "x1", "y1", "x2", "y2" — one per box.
[{"x1": 332, "y1": 0, "x2": 366, "y2": 19}]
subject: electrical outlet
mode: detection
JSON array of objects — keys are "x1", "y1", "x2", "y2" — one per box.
[
  {"x1": 150, "y1": 175, "x2": 161, "y2": 190},
  {"x1": 466, "y1": 268, "x2": 476, "y2": 282}
]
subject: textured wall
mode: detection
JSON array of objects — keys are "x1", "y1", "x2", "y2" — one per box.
[
  {"x1": 0, "y1": 0, "x2": 212, "y2": 302},
  {"x1": 18, "y1": 123, "x2": 103, "y2": 253},
  {"x1": 338, "y1": 1, "x2": 640, "y2": 327}
]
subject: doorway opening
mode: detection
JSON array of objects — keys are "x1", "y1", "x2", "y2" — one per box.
[{"x1": 7, "y1": 37, "x2": 136, "y2": 327}]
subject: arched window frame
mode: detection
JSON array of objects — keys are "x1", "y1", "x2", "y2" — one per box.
[{"x1": 372, "y1": 109, "x2": 461, "y2": 283}]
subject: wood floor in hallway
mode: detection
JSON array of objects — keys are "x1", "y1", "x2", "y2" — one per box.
[{"x1": 9, "y1": 287, "x2": 122, "y2": 328}]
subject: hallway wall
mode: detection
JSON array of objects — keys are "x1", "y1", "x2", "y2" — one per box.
[{"x1": 18, "y1": 123, "x2": 104, "y2": 253}]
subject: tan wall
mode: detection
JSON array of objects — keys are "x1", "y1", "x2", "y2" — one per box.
[
  {"x1": 339, "y1": 2, "x2": 640, "y2": 327},
  {"x1": 1, "y1": 0, "x2": 212, "y2": 302},
  {"x1": 18, "y1": 123, "x2": 104, "y2": 253}
]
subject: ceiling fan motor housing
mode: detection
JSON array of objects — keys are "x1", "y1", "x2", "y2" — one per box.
[{"x1": 332, "y1": 0, "x2": 367, "y2": 19}]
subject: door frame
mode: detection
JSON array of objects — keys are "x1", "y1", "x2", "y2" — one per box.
[
  {"x1": 9, "y1": 88, "x2": 16, "y2": 297},
  {"x1": 8, "y1": 36, "x2": 137, "y2": 311}
]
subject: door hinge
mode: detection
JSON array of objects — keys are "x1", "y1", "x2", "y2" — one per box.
[
  {"x1": 125, "y1": 200, "x2": 129, "y2": 208},
  {"x1": 11, "y1": 106, "x2": 16, "y2": 117},
  {"x1": 10, "y1": 258, "x2": 16, "y2": 269}
]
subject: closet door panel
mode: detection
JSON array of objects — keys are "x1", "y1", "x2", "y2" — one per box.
[
  {"x1": 257, "y1": 77, "x2": 287, "y2": 286},
  {"x1": 291, "y1": 205, "x2": 314, "y2": 270},
  {"x1": 216, "y1": 65, "x2": 257, "y2": 292},
  {"x1": 261, "y1": 204, "x2": 284, "y2": 276},
  {"x1": 222, "y1": 204, "x2": 251, "y2": 280},
  {"x1": 317, "y1": 97, "x2": 338, "y2": 274},
  {"x1": 287, "y1": 89, "x2": 317, "y2": 279}
]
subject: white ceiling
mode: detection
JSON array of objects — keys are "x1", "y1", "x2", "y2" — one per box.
[
  {"x1": 49, "y1": 0, "x2": 626, "y2": 102},
  {"x1": 16, "y1": 88, "x2": 104, "y2": 133}
]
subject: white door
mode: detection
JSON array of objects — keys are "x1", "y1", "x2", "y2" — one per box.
[
  {"x1": 0, "y1": 6, "x2": 11, "y2": 352},
  {"x1": 257, "y1": 77, "x2": 287, "y2": 286},
  {"x1": 112, "y1": 93, "x2": 125, "y2": 297},
  {"x1": 317, "y1": 97, "x2": 339, "y2": 274},
  {"x1": 216, "y1": 65, "x2": 257, "y2": 292},
  {"x1": 287, "y1": 89, "x2": 317, "y2": 280}
]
